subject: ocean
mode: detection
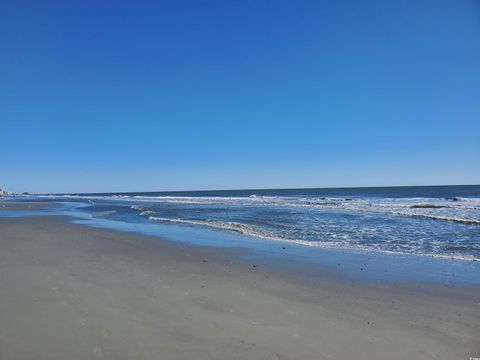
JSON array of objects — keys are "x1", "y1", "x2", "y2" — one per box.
[{"x1": 33, "y1": 185, "x2": 480, "y2": 261}]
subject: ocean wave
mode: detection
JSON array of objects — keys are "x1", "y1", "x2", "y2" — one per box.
[
  {"x1": 147, "y1": 216, "x2": 338, "y2": 249},
  {"x1": 148, "y1": 216, "x2": 278, "y2": 238},
  {"x1": 35, "y1": 194, "x2": 480, "y2": 225},
  {"x1": 132, "y1": 195, "x2": 480, "y2": 225},
  {"x1": 146, "y1": 216, "x2": 478, "y2": 261},
  {"x1": 442, "y1": 245, "x2": 480, "y2": 251},
  {"x1": 390, "y1": 212, "x2": 480, "y2": 225}
]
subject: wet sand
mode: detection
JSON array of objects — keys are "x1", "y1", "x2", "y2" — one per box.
[
  {"x1": 0, "y1": 200, "x2": 57, "y2": 211},
  {"x1": 0, "y1": 215, "x2": 479, "y2": 360}
]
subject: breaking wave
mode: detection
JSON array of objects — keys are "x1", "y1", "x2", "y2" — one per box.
[
  {"x1": 145, "y1": 216, "x2": 477, "y2": 261},
  {"x1": 43, "y1": 193, "x2": 480, "y2": 225}
]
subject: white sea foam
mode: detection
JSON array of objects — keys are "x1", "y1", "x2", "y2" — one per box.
[
  {"x1": 147, "y1": 216, "x2": 343, "y2": 247},
  {"x1": 96, "y1": 210, "x2": 117, "y2": 216},
  {"x1": 147, "y1": 216, "x2": 268, "y2": 235}
]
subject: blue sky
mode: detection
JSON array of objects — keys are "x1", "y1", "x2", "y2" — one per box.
[{"x1": 1, "y1": 0, "x2": 479, "y2": 193}]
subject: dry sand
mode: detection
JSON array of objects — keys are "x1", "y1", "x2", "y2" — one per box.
[{"x1": 0, "y1": 216, "x2": 479, "y2": 360}]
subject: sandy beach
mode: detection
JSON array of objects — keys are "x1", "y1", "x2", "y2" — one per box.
[
  {"x1": 0, "y1": 214, "x2": 478, "y2": 360},
  {"x1": 3, "y1": 0, "x2": 479, "y2": 357}
]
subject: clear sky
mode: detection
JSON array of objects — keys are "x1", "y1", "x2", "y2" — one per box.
[{"x1": 1, "y1": 0, "x2": 479, "y2": 193}]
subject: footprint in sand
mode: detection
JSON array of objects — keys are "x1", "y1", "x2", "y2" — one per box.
[
  {"x1": 272, "y1": 352, "x2": 288, "y2": 360},
  {"x1": 92, "y1": 347, "x2": 104, "y2": 358}
]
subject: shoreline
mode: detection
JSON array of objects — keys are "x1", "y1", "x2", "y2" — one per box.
[
  {"x1": 1, "y1": 199, "x2": 480, "y2": 285},
  {"x1": 0, "y1": 215, "x2": 479, "y2": 359}
]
